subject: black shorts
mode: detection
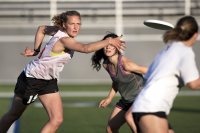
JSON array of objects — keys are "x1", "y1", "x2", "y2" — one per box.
[
  {"x1": 14, "y1": 71, "x2": 59, "y2": 105},
  {"x1": 132, "y1": 112, "x2": 173, "y2": 132},
  {"x1": 116, "y1": 99, "x2": 133, "y2": 111}
]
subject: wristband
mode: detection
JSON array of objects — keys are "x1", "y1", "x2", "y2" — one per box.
[{"x1": 34, "y1": 49, "x2": 40, "y2": 53}]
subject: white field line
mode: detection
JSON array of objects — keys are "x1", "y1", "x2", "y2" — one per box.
[{"x1": 1, "y1": 91, "x2": 200, "y2": 98}]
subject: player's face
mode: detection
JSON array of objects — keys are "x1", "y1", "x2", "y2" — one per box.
[
  {"x1": 103, "y1": 44, "x2": 118, "y2": 57},
  {"x1": 63, "y1": 15, "x2": 81, "y2": 38}
]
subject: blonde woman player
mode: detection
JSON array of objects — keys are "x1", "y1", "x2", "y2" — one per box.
[
  {"x1": 91, "y1": 33, "x2": 147, "y2": 133},
  {"x1": 0, "y1": 11, "x2": 124, "y2": 133},
  {"x1": 130, "y1": 16, "x2": 200, "y2": 133}
]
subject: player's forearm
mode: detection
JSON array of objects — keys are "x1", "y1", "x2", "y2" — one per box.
[
  {"x1": 107, "y1": 87, "x2": 117, "y2": 100},
  {"x1": 83, "y1": 39, "x2": 110, "y2": 53},
  {"x1": 187, "y1": 77, "x2": 200, "y2": 90},
  {"x1": 84, "y1": 37, "x2": 123, "y2": 53},
  {"x1": 34, "y1": 26, "x2": 45, "y2": 51}
]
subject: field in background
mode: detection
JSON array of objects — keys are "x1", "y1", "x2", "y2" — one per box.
[{"x1": 0, "y1": 84, "x2": 200, "y2": 133}]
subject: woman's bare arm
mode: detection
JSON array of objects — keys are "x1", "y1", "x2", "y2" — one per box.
[
  {"x1": 122, "y1": 57, "x2": 148, "y2": 74},
  {"x1": 60, "y1": 37, "x2": 124, "y2": 53},
  {"x1": 186, "y1": 78, "x2": 200, "y2": 90},
  {"x1": 21, "y1": 25, "x2": 59, "y2": 57}
]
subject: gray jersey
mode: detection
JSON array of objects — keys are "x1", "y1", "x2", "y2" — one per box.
[{"x1": 106, "y1": 55, "x2": 144, "y2": 103}]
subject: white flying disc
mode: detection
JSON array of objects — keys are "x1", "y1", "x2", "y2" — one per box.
[{"x1": 144, "y1": 19, "x2": 174, "y2": 30}]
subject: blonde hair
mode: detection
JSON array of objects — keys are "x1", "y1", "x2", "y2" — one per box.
[{"x1": 51, "y1": 11, "x2": 81, "y2": 29}]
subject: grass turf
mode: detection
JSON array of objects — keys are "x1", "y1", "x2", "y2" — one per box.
[{"x1": 0, "y1": 84, "x2": 200, "y2": 133}]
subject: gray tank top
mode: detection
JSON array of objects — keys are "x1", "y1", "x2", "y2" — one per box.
[{"x1": 105, "y1": 55, "x2": 144, "y2": 103}]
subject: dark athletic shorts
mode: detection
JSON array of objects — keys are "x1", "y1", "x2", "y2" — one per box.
[
  {"x1": 132, "y1": 112, "x2": 173, "y2": 132},
  {"x1": 116, "y1": 99, "x2": 133, "y2": 111},
  {"x1": 14, "y1": 71, "x2": 59, "y2": 105}
]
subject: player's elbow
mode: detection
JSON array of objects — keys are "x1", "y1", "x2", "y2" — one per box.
[
  {"x1": 38, "y1": 25, "x2": 46, "y2": 34},
  {"x1": 186, "y1": 80, "x2": 200, "y2": 90},
  {"x1": 188, "y1": 85, "x2": 199, "y2": 90}
]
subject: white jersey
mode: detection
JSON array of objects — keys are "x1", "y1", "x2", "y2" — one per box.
[
  {"x1": 24, "y1": 30, "x2": 74, "y2": 80},
  {"x1": 132, "y1": 41, "x2": 199, "y2": 115}
]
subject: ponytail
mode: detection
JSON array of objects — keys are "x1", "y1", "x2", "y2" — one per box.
[{"x1": 163, "y1": 16, "x2": 198, "y2": 43}]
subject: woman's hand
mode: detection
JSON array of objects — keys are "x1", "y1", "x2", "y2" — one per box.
[
  {"x1": 21, "y1": 47, "x2": 36, "y2": 57},
  {"x1": 99, "y1": 97, "x2": 112, "y2": 108},
  {"x1": 108, "y1": 37, "x2": 126, "y2": 52}
]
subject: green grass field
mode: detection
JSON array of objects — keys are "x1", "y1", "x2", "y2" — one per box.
[{"x1": 0, "y1": 84, "x2": 200, "y2": 133}]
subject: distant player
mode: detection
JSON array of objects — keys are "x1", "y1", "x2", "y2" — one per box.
[{"x1": 91, "y1": 33, "x2": 147, "y2": 133}]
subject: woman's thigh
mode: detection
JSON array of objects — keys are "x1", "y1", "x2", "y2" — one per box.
[
  {"x1": 139, "y1": 114, "x2": 168, "y2": 133},
  {"x1": 39, "y1": 92, "x2": 63, "y2": 119},
  {"x1": 7, "y1": 95, "x2": 27, "y2": 117}
]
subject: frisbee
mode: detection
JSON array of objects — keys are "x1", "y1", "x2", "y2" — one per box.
[{"x1": 144, "y1": 19, "x2": 174, "y2": 30}]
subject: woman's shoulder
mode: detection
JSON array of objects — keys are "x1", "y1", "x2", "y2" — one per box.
[
  {"x1": 171, "y1": 41, "x2": 193, "y2": 53},
  {"x1": 120, "y1": 56, "x2": 132, "y2": 65},
  {"x1": 168, "y1": 41, "x2": 194, "y2": 60},
  {"x1": 54, "y1": 30, "x2": 70, "y2": 39}
]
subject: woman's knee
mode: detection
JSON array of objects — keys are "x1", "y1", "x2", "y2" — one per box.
[
  {"x1": 57, "y1": 116, "x2": 63, "y2": 125},
  {"x1": 50, "y1": 115, "x2": 63, "y2": 127},
  {"x1": 106, "y1": 125, "x2": 117, "y2": 133},
  {"x1": 125, "y1": 111, "x2": 131, "y2": 121}
]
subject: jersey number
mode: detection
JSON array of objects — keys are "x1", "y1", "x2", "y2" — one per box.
[{"x1": 27, "y1": 94, "x2": 38, "y2": 104}]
